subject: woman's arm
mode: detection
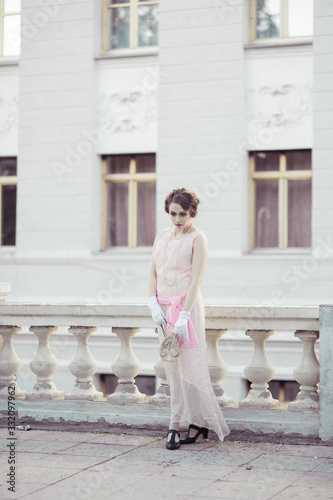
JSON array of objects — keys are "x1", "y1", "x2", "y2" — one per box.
[
  {"x1": 148, "y1": 230, "x2": 163, "y2": 297},
  {"x1": 148, "y1": 232, "x2": 167, "y2": 325},
  {"x1": 148, "y1": 257, "x2": 157, "y2": 297},
  {"x1": 182, "y1": 233, "x2": 208, "y2": 312}
]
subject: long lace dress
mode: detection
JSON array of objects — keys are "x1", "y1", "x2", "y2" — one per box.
[{"x1": 154, "y1": 227, "x2": 230, "y2": 441}]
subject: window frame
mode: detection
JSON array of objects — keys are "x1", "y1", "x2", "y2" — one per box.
[
  {"x1": 0, "y1": 0, "x2": 21, "y2": 57},
  {"x1": 102, "y1": 0, "x2": 158, "y2": 54},
  {"x1": 249, "y1": 0, "x2": 313, "y2": 44},
  {"x1": 0, "y1": 157, "x2": 17, "y2": 247},
  {"x1": 249, "y1": 151, "x2": 312, "y2": 251},
  {"x1": 101, "y1": 154, "x2": 156, "y2": 249}
]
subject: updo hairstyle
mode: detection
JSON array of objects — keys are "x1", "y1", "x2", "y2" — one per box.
[{"x1": 164, "y1": 188, "x2": 200, "y2": 218}]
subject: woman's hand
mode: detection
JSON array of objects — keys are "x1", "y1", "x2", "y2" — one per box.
[
  {"x1": 173, "y1": 311, "x2": 191, "y2": 341},
  {"x1": 149, "y1": 296, "x2": 167, "y2": 325}
]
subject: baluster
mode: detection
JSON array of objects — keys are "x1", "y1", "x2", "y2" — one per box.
[
  {"x1": 65, "y1": 326, "x2": 103, "y2": 401},
  {"x1": 206, "y1": 329, "x2": 233, "y2": 406},
  {"x1": 288, "y1": 330, "x2": 319, "y2": 411},
  {"x1": 26, "y1": 326, "x2": 64, "y2": 400},
  {"x1": 0, "y1": 326, "x2": 26, "y2": 399},
  {"x1": 149, "y1": 355, "x2": 170, "y2": 405},
  {"x1": 107, "y1": 327, "x2": 146, "y2": 403},
  {"x1": 240, "y1": 330, "x2": 279, "y2": 408},
  {"x1": 0, "y1": 282, "x2": 11, "y2": 302}
]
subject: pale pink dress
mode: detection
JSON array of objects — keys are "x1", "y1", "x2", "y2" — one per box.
[{"x1": 153, "y1": 227, "x2": 230, "y2": 441}]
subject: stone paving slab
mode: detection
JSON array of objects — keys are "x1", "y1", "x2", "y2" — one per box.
[
  {"x1": 0, "y1": 429, "x2": 332, "y2": 500},
  {"x1": 60, "y1": 442, "x2": 139, "y2": 458},
  {"x1": 270, "y1": 443, "x2": 333, "y2": 458},
  {"x1": 247, "y1": 453, "x2": 324, "y2": 472},
  {"x1": 15, "y1": 440, "x2": 80, "y2": 454}
]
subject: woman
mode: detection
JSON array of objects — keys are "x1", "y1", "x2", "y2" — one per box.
[{"x1": 148, "y1": 188, "x2": 230, "y2": 450}]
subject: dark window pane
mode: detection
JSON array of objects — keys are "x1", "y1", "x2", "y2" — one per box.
[
  {"x1": 254, "y1": 151, "x2": 280, "y2": 171},
  {"x1": 2, "y1": 184, "x2": 16, "y2": 246},
  {"x1": 137, "y1": 182, "x2": 155, "y2": 246},
  {"x1": 269, "y1": 380, "x2": 300, "y2": 402},
  {"x1": 101, "y1": 373, "x2": 155, "y2": 397},
  {"x1": 288, "y1": 179, "x2": 311, "y2": 247},
  {"x1": 286, "y1": 150, "x2": 311, "y2": 170},
  {"x1": 256, "y1": 0, "x2": 280, "y2": 39},
  {"x1": 138, "y1": 5, "x2": 158, "y2": 47},
  {"x1": 0, "y1": 158, "x2": 16, "y2": 176},
  {"x1": 107, "y1": 155, "x2": 130, "y2": 174},
  {"x1": 107, "y1": 182, "x2": 128, "y2": 246},
  {"x1": 136, "y1": 154, "x2": 155, "y2": 173},
  {"x1": 110, "y1": 0, "x2": 129, "y2": 4},
  {"x1": 284, "y1": 381, "x2": 300, "y2": 402},
  {"x1": 255, "y1": 179, "x2": 278, "y2": 247},
  {"x1": 110, "y1": 7, "x2": 130, "y2": 49}
]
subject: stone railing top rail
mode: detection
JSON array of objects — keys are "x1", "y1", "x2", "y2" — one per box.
[{"x1": 0, "y1": 303, "x2": 319, "y2": 331}]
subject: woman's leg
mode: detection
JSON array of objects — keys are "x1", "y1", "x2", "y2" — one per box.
[{"x1": 167, "y1": 421, "x2": 180, "y2": 442}]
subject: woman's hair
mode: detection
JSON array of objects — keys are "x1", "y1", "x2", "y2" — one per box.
[{"x1": 164, "y1": 188, "x2": 200, "y2": 218}]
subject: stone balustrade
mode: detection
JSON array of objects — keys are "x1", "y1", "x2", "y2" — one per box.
[{"x1": 0, "y1": 296, "x2": 332, "y2": 443}]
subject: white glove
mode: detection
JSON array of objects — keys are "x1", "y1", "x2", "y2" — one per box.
[
  {"x1": 149, "y1": 296, "x2": 167, "y2": 325},
  {"x1": 173, "y1": 311, "x2": 191, "y2": 341}
]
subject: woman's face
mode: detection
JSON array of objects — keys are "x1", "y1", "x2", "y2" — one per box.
[{"x1": 169, "y1": 202, "x2": 192, "y2": 233}]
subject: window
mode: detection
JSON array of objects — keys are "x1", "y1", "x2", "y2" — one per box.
[
  {"x1": 1, "y1": 0, "x2": 21, "y2": 56},
  {"x1": 249, "y1": 150, "x2": 312, "y2": 250},
  {"x1": 102, "y1": 154, "x2": 156, "y2": 249},
  {"x1": 100, "y1": 374, "x2": 156, "y2": 396},
  {"x1": 0, "y1": 158, "x2": 17, "y2": 246},
  {"x1": 249, "y1": 0, "x2": 313, "y2": 42},
  {"x1": 247, "y1": 379, "x2": 300, "y2": 403},
  {"x1": 103, "y1": 0, "x2": 158, "y2": 52}
]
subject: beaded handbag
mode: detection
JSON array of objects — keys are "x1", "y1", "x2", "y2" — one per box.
[{"x1": 159, "y1": 324, "x2": 179, "y2": 362}]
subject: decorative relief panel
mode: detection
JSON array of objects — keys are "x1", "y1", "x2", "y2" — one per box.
[
  {"x1": 0, "y1": 97, "x2": 18, "y2": 136},
  {"x1": 98, "y1": 89, "x2": 157, "y2": 133},
  {"x1": 248, "y1": 83, "x2": 312, "y2": 129}
]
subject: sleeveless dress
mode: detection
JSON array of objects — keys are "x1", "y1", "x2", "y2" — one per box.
[{"x1": 153, "y1": 227, "x2": 230, "y2": 441}]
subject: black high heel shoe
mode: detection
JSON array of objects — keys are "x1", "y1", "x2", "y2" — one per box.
[
  {"x1": 180, "y1": 424, "x2": 209, "y2": 444},
  {"x1": 166, "y1": 429, "x2": 180, "y2": 450}
]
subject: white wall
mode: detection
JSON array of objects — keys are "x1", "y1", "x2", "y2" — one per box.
[
  {"x1": 312, "y1": 1, "x2": 333, "y2": 253},
  {"x1": 16, "y1": 0, "x2": 96, "y2": 259},
  {"x1": 0, "y1": 1, "x2": 332, "y2": 307},
  {"x1": 156, "y1": 0, "x2": 246, "y2": 260}
]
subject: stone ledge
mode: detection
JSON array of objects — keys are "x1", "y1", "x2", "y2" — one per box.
[
  {"x1": 0, "y1": 400, "x2": 322, "y2": 445},
  {"x1": 0, "y1": 302, "x2": 320, "y2": 330}
]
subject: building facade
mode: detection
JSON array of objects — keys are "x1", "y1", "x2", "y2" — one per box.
[
  {"x1": 1, "y1": 0, "x2": 332, "y2": 307},
  {"x1": 0, "y1": 1, "x2": 331, "y2": 401}
]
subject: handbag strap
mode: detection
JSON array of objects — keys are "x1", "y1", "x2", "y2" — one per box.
[
  {"x1": 161, "y1": 324, "x2": 179, "y2": 341},
  {"x1": 161, "y1": 325, "x2": 167, "y2": 338}
]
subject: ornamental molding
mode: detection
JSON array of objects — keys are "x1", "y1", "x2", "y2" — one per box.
[
  {"x1": 98, "y1": 88, "x2": 157, "y2": 133},
  {"x1": 248, "y1": 83, "x2": 312, "y2": 129},
  {"x1": 0, "y1": 96, "x2": 18, "y2": 136}
]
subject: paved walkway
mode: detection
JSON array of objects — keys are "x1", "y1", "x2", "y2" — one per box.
[{"x1": 0, "y1": 428, "x2": 333, "y2": 500}]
